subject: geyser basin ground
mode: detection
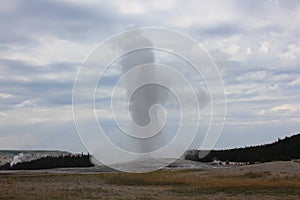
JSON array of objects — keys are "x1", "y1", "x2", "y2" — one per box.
[{"x1": 0, "y1": 160, "x2": 299, "y2": 199}]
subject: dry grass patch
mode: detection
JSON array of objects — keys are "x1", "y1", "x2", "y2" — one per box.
[
  {"x1": 0, "y1": 167, "x2": 299, "y2": 199},
  {"x1": 99, "y1": 169, "x2": 300, "y2": 196}
]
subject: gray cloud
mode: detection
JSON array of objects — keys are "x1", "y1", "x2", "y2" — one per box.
[
  {"x1": 0, "y1": 59, "x2": 77, "y2": 112},
  {"x1": 0, "y1": 0, "x2": 299, "y2": 151},
  {"x1": 0, "y1": 0, "x2": 111, "y2": 42}
]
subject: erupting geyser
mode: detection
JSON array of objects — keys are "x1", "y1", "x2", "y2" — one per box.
[{"x1": 119, "y1": 32, "x2": 169, "y2": 153}]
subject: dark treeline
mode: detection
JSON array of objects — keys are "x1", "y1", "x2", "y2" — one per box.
[
  {"x1": 0, "y1": 154, "x2": 94, "y2": 170},
  {"x1": 186, "y1": 133, "x2": 300, "y2": 163}
]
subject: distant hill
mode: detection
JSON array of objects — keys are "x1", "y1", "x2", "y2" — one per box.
[
  {"x1": 186, "y1": 133, "x2": 300, "y2": 163},
  {"x1": 0, "y1": 150, "x2": 70, "y2": 155}
]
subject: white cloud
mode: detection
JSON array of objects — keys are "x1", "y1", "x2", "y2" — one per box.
[
  {"x1": 236, "y1": 70, "x2": 269, "y2": 82},
  {"x1": 271, "y1": 104, "x2": 300, "y2": 115},
  {"x1": 169, "y1": 1, "x2": 237, "y2": 28},
  {"x1": 289, "y1": 77, "x2": 300, "y2": 86},
  {"x1": 0, "y1": 111, "x2": 7, "y2": 117},
  {"x1": 281, "y1": 44, "x2": 300, "y2": 60},
  {"x1": 0, "y1": 36, "x2": 92, "y2": 66},
  {"x1": 259, "y1": 41, "x2": 269, "y2": 54},
  {"x1": 0, "y1": 93, "x2": 12, "y2": 99},
  {"x1": 258, "y1": 104, "x2": 300, "y2": 118},
  {"x1": 246, "y1": 47, "x2": 252, "y2": 55},
  {"x1": 225, "y1": 44, "x2": 240, "y2": 56},
  {"x1": 0, "y1": 105, "x2": 73, "y2": 126},
  {"x1": 15, "y1": 99, "x2": 39, "y2": 108}
]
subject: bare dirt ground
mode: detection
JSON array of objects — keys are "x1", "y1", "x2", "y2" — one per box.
[{"x1": 0, "y1": 160, "x2": 299, "y2": 200}]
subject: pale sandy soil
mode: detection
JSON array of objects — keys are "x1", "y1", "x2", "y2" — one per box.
[{"x1": 0, "y1": 160, "x2": 299, "y2": 200}]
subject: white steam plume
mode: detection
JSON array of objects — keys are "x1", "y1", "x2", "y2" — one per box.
[
  {"x1": 119, "y1": 32, "x2": 169, "y2": 153},
  {"x1": 10, "y1": 153, "x2": 31, "y2": 167}
]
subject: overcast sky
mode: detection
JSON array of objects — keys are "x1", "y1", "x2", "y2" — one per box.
[{"x1": 0, "y1": 0, "x2": 299, "y2": 153}]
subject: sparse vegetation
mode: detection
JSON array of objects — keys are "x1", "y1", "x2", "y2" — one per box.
[{"x1": 0, "y1": 154, "x2": 94, "y2": 170}]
